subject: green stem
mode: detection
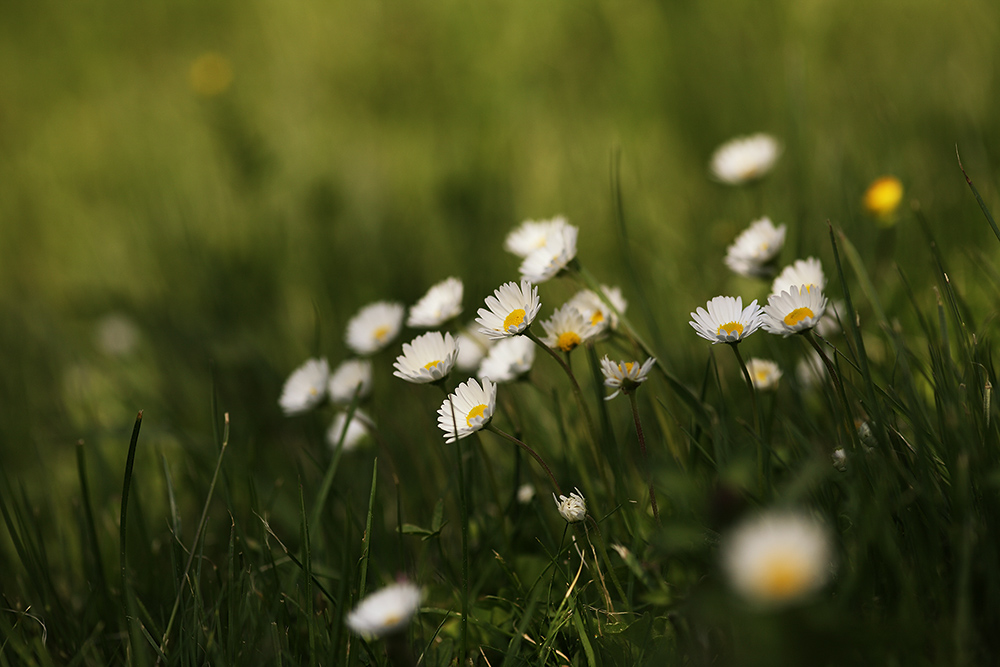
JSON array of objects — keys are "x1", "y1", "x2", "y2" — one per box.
[
  {"x1": 627, "y1": 393, "x2": 660, "y2": 525},
  {"x1": 728, "y1": 342, "x2": 764, "y2": 488},
  {"x1": 805, "y1": 331, "x2": 856, "y2": 446},
  {"x1": 439, "y1": 385, "x2": 469, "y2": 664},
  {"x1": 486, "y1": 424, "x2": 562, "y2": 496}
]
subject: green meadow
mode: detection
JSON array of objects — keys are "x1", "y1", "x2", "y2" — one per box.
[{"x1": 2, "y1": 0, "x2": 1000, "y2": 664}]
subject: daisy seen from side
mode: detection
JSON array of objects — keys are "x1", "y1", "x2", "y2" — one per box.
[
  {"x1": 279, "y1": 358, "x2": 329, "y2": 415},
  {"x1": 600, "y1": 356, "x2": 656, "y2": 401},
  {"x1": 437, "y1": 377, "x2": 497, "y2": 443},
  {"x1": 407, "y1": 277, "x2": 463, "y2": 328},
  {"x1": 477, "y1": 335, "x2": 535, "y2": 384},
  {"x1": 540, "y1": 302, "x2": 597, "y2": 352},
  {"x1": 689, "y1": 296, "x2": 764, "y2": 344},
  {"x1": 393, "y1": 331, "x2": 459, "y2": 384},
  {"x1": 745, "y1": 358, "x2": 783, "y2": 391},
  {"x1": 763, "y1": 286, "x2": 828, "y2": 337},
  {"x1": 519, "y1": 222, "x2": 579, "y2": 283},
  {"x1": 568, "y1": 285, "x2": 627, "y2": 335},
  {"x1": 346, "y1": 301, "x2": 405, "y2": 356},
  {"x1": 725, "y1": 217, "x2": 787, "y2": 278},
  {"x1": 771, "y1": 257, "x2": 826, "y2": 296},
  {"x1": 504, "y1": 216, "x2": 570, "y2": 258},
  {"x1": 476, "y1": 280, "x2": 541, "y2": 340},
  {"x1": 710, "y1": 133, "x2": 781, "y2": 185},
  {"x1": 346, "y1": 580, "x2": 423, "y2": 638},
  {"x1": 328, "y1": 359, "x2": 373, "y2": 405}
]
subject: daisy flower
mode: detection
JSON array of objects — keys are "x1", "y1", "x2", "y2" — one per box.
[
  {"x1": 568, "y1": 285, "x2": 627, "y2": 334},
  {"x1": 455, "y1": 324, "x2": 493, "y2": 372},
  {"x1": 863, "y1": 175, "x2": 904, "y2": 223},
  {"x1": 600, "y1": 356, "x2": 656, "y2": 400},
  {"x1": 407, "y1": 277, "x2": 463, "y2": 328},
  {"x1": 710, "y1": 133, "x2": 781, "y2": 185},
  {"x1": 519, "y1": 222, "x2": 579, "y2": 283},
  {"x1": 725, "y1": 217, "x2": 787, "y2": 278},
  {"x1": 477, "y1": 336, "x2": 535, "y2": 383},
  {"x1": 346, "y1": 301, "x2": 405, "y2": 356},
  {"x1": 689, "y1": 296, "x2": 764, "y2": 344},
  {"x1": 437, "y1": 378, "x2": 497, "y2": 443},
  {"x1": 393, "y1": 331, "x2": 459, "y2": 384},
  {"x1": 722, "y1": 511, "x2": 833, "y2": 606},
  {"x1": 346, "y1": 580, "x2": 423, "y2": 638},
  {"x1": 279, "y1": 358, "x2": 329, "y2": 415},
  {"x1": 476, "y1": 280, "x2": 541, "y2": 340},
  {"x1": 327, "y1": 409, "x2": 373, "y2": 452},
  {"x1": 771, "y1": 257, "x2": 826, "y2": 296},
  {"x1": 831, "y1": 448, "x2": 847, "y2": 472},
  {"x1": 328, "y1": 359, "x2": 373, "y2": 405},
  {"x1": 540, "y1": 303, "x2": 597, "y2": 352},
  {"x1": 517, "y1": 483, "x2": 536, "y2": 504},
  {"x1": 553, "y1": 488, "x2": 587, "y2": 523},
  {"x1": 745, "y1": 358, "x2": 782, "y2": 391},
  {"x1": 504, "y1": 216, "x2": 570, "y2": 258},
  {"x1": 763, "y1": 286, "x2": 828, "y2": 337}
]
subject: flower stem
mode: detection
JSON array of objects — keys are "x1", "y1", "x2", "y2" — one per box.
[
  {"x1": 438, "y1": 385, "x2": 469, "y2": 664},
  {"x1": 728, "y1": 342, "x2": 764, "y2": 488},
  {"x1": 627, "y1": 392, "x2": 660, "y2": 525},
  {"x1": 805, "y1": 331, "x2": 856, "y2": 446},
  {"x1": 486, "y1": 424, "x2": 562, "y2": 496}
]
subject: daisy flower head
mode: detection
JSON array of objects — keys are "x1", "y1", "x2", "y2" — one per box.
[
  {"x1": 722, "y1": 511, "x2": 834, "y2": 606},
  {"x1": 863, "y1": 175, "x2": 904, "y2": 224},
  {"x1": 477, "y1": 335, "x2": 535, "y2": 383},
  {"x1": 771, "y1": 257, "x2": 826, "y2": 296},
  {"x1": 745, "y1": 358, "x2": 782, "y2": 391},
  {"x1": 568, "y1": 285, "x2": 627, "y2": 335},
  {"x1": 600, "y1": 356, "x2": 656, "y2": 400},
  {"x1": 437, "y1": 377, "x2": 497, "y2": 443},
  {"x1": 553, "y1": 487, "x2": 587, "y2": 523},
  {"x1": 689, "y1": 296, "x2": 764, "y2": 344},
  {"x1": 407, "y1": 277, "x2": 463, "y2": 328},
  {"x1": 346, "y1": 301, "x2": 405, "y2": 356},
  {"x1": 328, "y1": 359, "x2": 373, "y2": 405},
  {"x1": 279, "y1": 358, "x2": 329, "y2": 415},
  {"x1": 346, "y1": 580, "x2": 423, "y2": 638},
  {"x1": 476, "y1": 280, "x2": 541, "y2": 340},
  {"x1": 327, "y1": 409, "x2": 373, "y2": 452},
  {"x1": 540, "y1": 302, "x2": 597, "y2": 352},
  {"x1": 710, "y1": 133, "x2": 781, "y2": 185},
  {"x1": 393, "y1": 331, "x2": 459, "y2": 384},
  {"x1": 725, "y1": 217, "x2": 787, "y2": 278},
  {"x1": 504, "y1": 216, "x2": 570, "y2": 258},
  {"x1": 455, "y1": 324, "x2": 492, "y2": 372},
  {"x1": 518, "y1": 222, "x2": 579, "y2": 283},
  {"x1": 517, "y1": 483, "x2": 536, "y2": 504},
  {"x1": 763, "y1": 286, "x2": 828, "y2": 337},
  {"x1": 831, "y1": 448, "x2": 847, "y2": 472}
]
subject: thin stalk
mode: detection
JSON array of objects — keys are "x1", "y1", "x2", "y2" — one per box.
[
  {"x1": 728, "y1": 342, "x2": 764, "y2": 488},
  {"x1": 626, "y1": 393, "x2": 660, "y2": 525},
  {"x1": 485, "y1": 423, "x2": 562, "y2": 496},
  {"x1": 805, "y1": 331, "x2": 856, "y2": 446},
  {"x1": 119, "y1": 411, "x2": 143, "y2": 608},
  {"x1": 439, "y1": 385, "x2": 469, "y2": 665}
]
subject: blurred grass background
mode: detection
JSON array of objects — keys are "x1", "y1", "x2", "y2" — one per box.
[{"x1": 1, "y1": 0, "x2": 1000, "y2": 660}]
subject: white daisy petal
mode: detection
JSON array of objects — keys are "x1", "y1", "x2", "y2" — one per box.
[
  {"x1": 745, "y1": 358, "x2": 782, "y2": 391},
  {"x1": 393, "y1": 332, "x2": 459, "y2": 384},
  {"x1": 504, "y1": 216, "x2": 570, "y2": 258},
  {"x1": 600, "y1": 356, "x2": 655, "y2": 400},
  {"x1": 771, "y1": 257, "x2": 826, "y2": 296},
  {"x1": 553, "y1": 487, "x2": 587, "y2": 523},
  {"x1": 328, "y1": 359, "x2": 373, "y2": 405},
  {"x1": 279, "y1": 358, "x2": 329, "y2": 415},
  {"x1": 327, "y1": 409, "x2": 374, "y2": 452},
  {"x1": 346, "y1": 302, "x2": 405, "y2": 356},
  {"x1": 689, "y1": 296, "x2": 764, "y2": 344},
  {"x1": 518, "y1": 222, "x2": 579, "y2": 283},
  {"x1": 475, "y1": 280, "x2": 542, "y2": 340},
  {"x1": 407, "y1": 277, "x2": 464, "y2": 328},
  {"x1": 540, "y1": 303, "x2": 598, "y2": 352},
  {"x1": 346, "y1": 581, "x2": 422, "y2": 638},
  {"x1": 710, "y1": 133, "x2": 781, "y2": 185},
  {"x1": 763, "y1": 286, "x2": 828, "y2": 337},
  {"x1": 725, "y1": 217, "x2": 787, "y2": 278},
  {"x1": 437, "y1": 378, "x2": 498, "y2": 443},
  {"x1": 477, "y1": 335, "x2": 535, "y2": 383}
]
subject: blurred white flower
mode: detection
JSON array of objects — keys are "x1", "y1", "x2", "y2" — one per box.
[
  {"x1": 346, "y1": 581, "x2": 422, "y2": 638},
  {"x1": 725, "y1": 217, "x2": 787, "y2": 278},
  {"x1": 437, "y1": 378, "x2": 497, "y2": 443},
  {"x1": 763, "y1": 286, "x2": 828, "y2": 337},
  {"x1": 327, "y1": 409, "x2": 373, "y2": 452},
  {"x1": 519, "y1": 222, "x2": 578, "y2": 283},
  {"x1": 95, "y1": 313, "x2": 139, "y2": 357},
  {"x1": 504, "y1": 216, "x2": 570, "y2": 258},
  {"x1": 567, "y1": 285, "x2": 627, "y2": 335},
  {"x1": 476, "y1": 280, "x2": 541, "y2": 340},
  {"x1": 689, "y1": 296, "x2": 764, "y2": 344},
  {"x1": 393, "y1": 331, "x2": 459, "y2": 384},
  {"x1": 600, "y1": 356, "x2": 656, "y2": 400},
  {"x1": 346, "y1": 301, "x2": 405, "y2": 356},
  {"x1": 477, "y1": 336, "x2": 535, "y2": 383},
  {"x1": 722, "y1": 511, "x2": 833, "y2": 605},
  {"x1": 279, "y1": 358, "x2": 329, "y2": 415},
  {"x1": 553, "y1": 488, "x2": 587, "y2": 523},
  {"x1": 771, "y1": 257, "x2": 826, "y2": 297},
  {"x1": 517, "y1": 483, "x2": 536, "y2": 504},
  {"x1": 407, "y1": 277, "x2": 463, "y2": 328},
  {"x1": 831, "y1": 448, "x2": 847, "y2": 471},
  {"x1": 455, "y1": 324, "x2": 493, "y2": 372},
  {"x1": 328, "y1": 359, "x2": 373, "y2": 405},
  {"x1": 745, "y1": 358, "x2": 782, "y2": 391},
  {"x1": 540, "y1": 303, "x2": 597, "y2": 352},
  {"x1": 710, "y1": 133, "x2": 781, "y2": 185}
]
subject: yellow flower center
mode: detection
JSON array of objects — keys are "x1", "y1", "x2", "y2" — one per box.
[
  {"x1": 755, "y1": 370, "x2": 769, "y2": 383},
  {"x1": 759, "y1": 553, "x2": 811, "y2": 600},
  {"x1": 590, "y1": 310, "x2": 605, "y2": 326},
  {"x1": 466, "y1": 404, "x2": 487, "y2": 427},
  {"x1": 382, "y1": 613, "x2": 401, "y2": 627},
  {"x1": 717, "y1": 321, "x2": 744, "y2": 338},
  {"x1": 373, "y1": 325, "x2": 390, "y2": 342},
  {"x1": 423, "y1": 360, "x2": 441, "y2": 371},
  {"x1": 556, "y1": 331, "x2": 581, "y2": 351},
  {"x1": 309, "y1": 387, "x2": 319, "y2": 396},
  {"x1": 503, "y1": 309, "x2": 526, "y2": 331},
  {"x1": 783, "y1": 307, "x2": 815, "y2": 327}
]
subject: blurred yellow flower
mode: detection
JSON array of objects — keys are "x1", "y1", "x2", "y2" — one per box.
[
  {"x1": 189, "y1": 52, "x2": 233, "y2": 97},
  {"x1": 863, "y1": 176, "x2": 904, "y2": 225}
]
